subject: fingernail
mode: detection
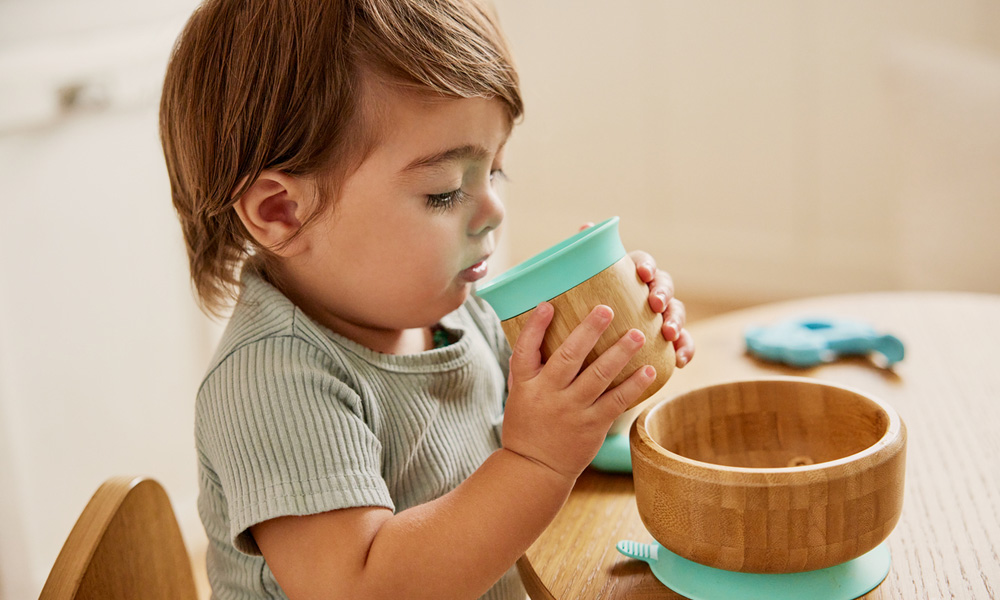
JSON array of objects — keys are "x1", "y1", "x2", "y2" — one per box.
[
  {"x1": 654, "y1": 291, "x2": 668, "y2": 308},
  {"x1": 629, "y1": 329, "x2": 645, "y2": 344},
  {"x1": 595, "y1": 305, "x2": 613, "y2": 321},
  {"x1": 677, "y1": 353, "x2": 688, "y2": 368},
  {"x1": 644, "y1": 366, "x2": 656, "y2": 378}
]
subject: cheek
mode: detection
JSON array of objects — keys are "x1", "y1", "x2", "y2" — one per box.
[
  {"x1": 366, "y1": 230, "x2": 455, "y2": 290},
  {"x1": 405, "y1": 240, "x2": 460, "y2": 285}
]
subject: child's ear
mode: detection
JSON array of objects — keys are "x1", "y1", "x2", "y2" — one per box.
[{"x1": 233, "y1": 171, "x2": 315, "y2": 257}]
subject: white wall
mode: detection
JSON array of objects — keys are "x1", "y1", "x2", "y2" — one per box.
[
  {"x1": 0, "y1": 105, "x2": 219, "y2": 597},
  {"x1": 1, "y1": 1, "x2": 998, "y2": 599},
  {"x1": 0, "y1": 3, "x2": 211, "y2": 599},
  {"x1": 496, "y1": 0, "x2": 1000, "y2": 304}
]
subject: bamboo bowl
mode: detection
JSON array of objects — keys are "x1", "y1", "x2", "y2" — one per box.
[{"x1": 630, "y1": 377, "x2": 906, "y2": 574}]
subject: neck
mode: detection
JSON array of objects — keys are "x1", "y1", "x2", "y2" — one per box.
[
  {"x1": 301, "y1": 297, "x2": 432, "y2": 354},
  {"x1": 265, "y1": 262, "x2": 436, "y2": 354},
  {"x1": 346, "y1": 323, "x2": 432, "y2": 355},
  {"x1": 288, "y1": 292, "x2": 431, "y2": 356}
]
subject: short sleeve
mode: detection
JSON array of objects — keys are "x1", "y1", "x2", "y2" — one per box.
[{"x1": 196, "y1": 335, "x2": 394, "y2": 555}]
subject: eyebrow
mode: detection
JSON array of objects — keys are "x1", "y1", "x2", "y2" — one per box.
[{"x1": 401, "y1": 144, "x2": 491, "y2": 174}]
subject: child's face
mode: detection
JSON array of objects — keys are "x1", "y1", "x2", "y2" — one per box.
[{"x1": 286, "y1": 90, "x2": 510, "y2": 342}]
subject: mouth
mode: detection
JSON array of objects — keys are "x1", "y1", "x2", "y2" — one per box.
[{"x1": 459, "y1": 255, "x2": 491, "y2": 283}]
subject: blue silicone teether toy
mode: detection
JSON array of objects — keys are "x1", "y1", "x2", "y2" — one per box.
[{"x1": 744, "y1": 316, "x2": 904, "y2": 368}]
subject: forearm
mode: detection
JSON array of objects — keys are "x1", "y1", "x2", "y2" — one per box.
[{"x1": 359, "y1": 448, "x2": 573, "y2": 600}]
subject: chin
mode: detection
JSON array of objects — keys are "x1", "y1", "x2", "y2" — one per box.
[
  {"x1": 411, "y1": 288, "x2": 469, "y2": 328},
  {"x1": 442, "y1": 286, "x2": 471, "y2": 316}
]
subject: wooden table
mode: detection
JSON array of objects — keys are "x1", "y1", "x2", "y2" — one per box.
[{"x1": 517, "y1": 292, "x2": 1000, "y2": 599}]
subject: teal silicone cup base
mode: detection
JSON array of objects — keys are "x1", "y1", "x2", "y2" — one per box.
[{"x1": 591, "y1": 433, "x2": 633, "y2": 473}]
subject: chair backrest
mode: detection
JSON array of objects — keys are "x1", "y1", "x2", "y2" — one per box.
[{"x1": 39, "y1": 476, "x2": 199, "y2": 600}]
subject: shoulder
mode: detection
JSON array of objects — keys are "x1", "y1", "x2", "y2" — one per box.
[
  {"x1": 194, "y1": 276, "x2": 370, "y2": 457},
  {"x1": 204, "y1": 271, "x2": 339, "y2": 375},
  {"x1": 197, "y1": 272, "x2": 371, "y2": 415}
]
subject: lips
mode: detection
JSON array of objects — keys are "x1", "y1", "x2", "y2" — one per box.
[{"x1": 460, "y1": 257, "x2": 490, "y2": 283}]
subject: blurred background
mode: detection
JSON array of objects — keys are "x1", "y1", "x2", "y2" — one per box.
[{"x1": 1, "y1": 1, "x2": 998, "y2": 598}]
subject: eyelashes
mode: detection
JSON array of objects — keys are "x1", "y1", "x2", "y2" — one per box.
[
  {"x1": 425, "y1": 188, "x2": 470, "y2": 211},
  {"x1": 425, "y1": 169, "x2": 507, "y2": 212}
]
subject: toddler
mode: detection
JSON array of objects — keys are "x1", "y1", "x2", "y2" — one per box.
[{"x1": 160, "y1": 1, "x2": 695, "y2": 598}]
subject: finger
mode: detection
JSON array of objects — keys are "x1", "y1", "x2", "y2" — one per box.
[
  {"x1": 571, "y1": 328, "x2": 646, "y2": 401},
  {"x1": 647, "y1": 269, "x2": 676, "y2": 314},
  {"x1": 673, "y1": 328, "x2": 695, "y2": 368},
  {"x1": 596, "y1": 364, "x2": 657, "y2": 418},
  {"x1": 661, "y1": 298, "x2": 686, "y2": 341},
  {"x1": 628, "y1": 250, "x2": 656, "y2": 283},
  {"x1": 542, "y1": 305, "x2": 614, "y2": 388},
  {"x1": 578, "y1": 221, "x2": 596, "y2": 232},
  {"x1": 509, "y1": 301, "x2": 554, "y2": 379}
]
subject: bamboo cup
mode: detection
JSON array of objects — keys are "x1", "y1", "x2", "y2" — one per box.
[
  {"x1": 630, "y1": 378, "x2": 907, "y2": 574},
  {"x1": 476, "y1": 217, "x2": 674, "y2": 409}
]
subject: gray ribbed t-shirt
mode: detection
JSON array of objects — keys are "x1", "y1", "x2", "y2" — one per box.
[{"x1": 195, "y1": 272, "x2": 524, "y2": 599}]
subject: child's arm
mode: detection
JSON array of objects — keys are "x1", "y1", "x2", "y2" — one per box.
[{"x1": 252, "y1": 302, "x2": 655, "y2": 600}]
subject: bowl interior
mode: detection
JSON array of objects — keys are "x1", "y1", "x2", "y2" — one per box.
[{"x1": 645, "y1": 380, "x2": 890, "y2": 469}]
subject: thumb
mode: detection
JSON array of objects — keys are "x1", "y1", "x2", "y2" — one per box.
[{"x1": 509, "y1": 301, "x2": 554, "y2": 380}]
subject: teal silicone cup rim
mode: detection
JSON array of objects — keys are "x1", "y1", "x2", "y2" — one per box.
[{"x1": 475, "y1": 216, "x2": 627, "y2": 320}]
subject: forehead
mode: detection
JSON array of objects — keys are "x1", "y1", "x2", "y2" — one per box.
[{"x1": 363, "y1": 85, "x2": 513, "y2": 172}]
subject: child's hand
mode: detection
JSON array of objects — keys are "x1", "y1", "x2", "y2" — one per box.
[
  {"x1": 630, "y1": 249, "x2": 696, "y2": 368},
  {"x1": 577, "y1": 222, "x2": 695, "y2": 368},
  {"x1": 501, "y1": 302, "x2": 656, "y2": 482}
]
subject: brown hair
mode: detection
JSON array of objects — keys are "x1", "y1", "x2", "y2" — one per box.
[{"x1": 160, "y1": 0, "x2": 523, "y2": 316}]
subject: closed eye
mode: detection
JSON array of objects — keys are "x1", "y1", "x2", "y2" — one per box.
[{"x1": 426, "y1": 188, "x2": 470, "y2": 212}]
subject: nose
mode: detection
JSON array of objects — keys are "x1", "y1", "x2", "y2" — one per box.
[{"x1": 469, "y1": 187, "x2": 505, "y2": 237}]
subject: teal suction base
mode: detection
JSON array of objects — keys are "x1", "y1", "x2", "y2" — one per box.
[
  {"x1": 590, "y1": 432, "x2": 632, "y2": 473},
  {"x1": 617, "y1": 540, "x2": 891, "y2": 600}
]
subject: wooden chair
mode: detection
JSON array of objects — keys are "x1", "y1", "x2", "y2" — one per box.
[{"x1": 39, "y1": 476, "x2": 200, "y2": 600}]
